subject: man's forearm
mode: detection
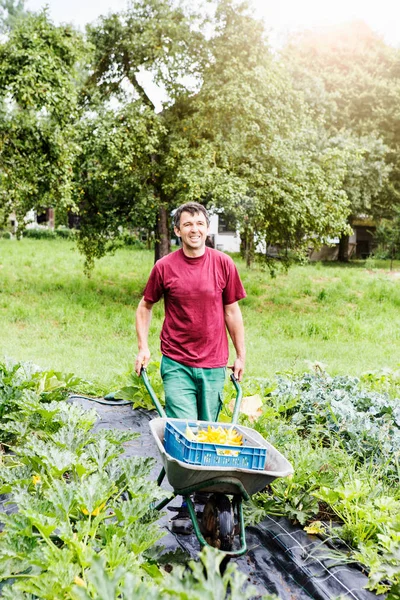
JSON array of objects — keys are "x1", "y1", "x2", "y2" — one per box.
[
  {"x1": 224, "y1": 303, "x2": 245, "y2": 357},
  {"x1": 226, "y1": 320, "x2": 246, "y2": 361},
  {"x1": 135, "y1": 298, "x2": 154, "y2": 374},
  {"x1": 136, "y1": 306, "x2": 152, "y2": 350},
  {"x1": 224, "y1": 302, "x2": 246, "y2": 380}
]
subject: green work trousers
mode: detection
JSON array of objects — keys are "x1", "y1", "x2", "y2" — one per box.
[{"x1": 160, "y1": 355, "x2": 226, "y2": 421}]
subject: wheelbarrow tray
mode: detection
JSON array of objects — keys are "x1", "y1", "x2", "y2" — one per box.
[{"x1": 149, "y1": 418, "x2": 293, "y2": 496}]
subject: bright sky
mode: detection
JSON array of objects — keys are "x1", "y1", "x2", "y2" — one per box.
[
  {"x1": 25, "y1": 0, "x2": 400, "y2": 47},
  {"x1": 254, "y1": 0, "x2": 400, "y2": 47}
]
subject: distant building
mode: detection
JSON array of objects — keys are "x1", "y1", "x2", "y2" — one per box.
[
  {"x1": 207, "y1": 213, "x2": 241, "y2": 253},
  {"x1": 309, "y1": 218, "x2": 376, "y2": 261},
  {"x1": 351, "y1": 218, "x2": 376, "y2": 259},
  {"x1": 7, "y1": 208, "x2": 55, "y2": 233}
]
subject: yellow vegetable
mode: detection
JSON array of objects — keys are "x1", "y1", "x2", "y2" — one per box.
[
  {"x1": 185, "y1": 424, "x2": 243, "y2": 446},
  {"x1": 304, "y1": 521, "x2": 325, "y2": 535},
  {"x1": 81, "y1": 502, "x2": 106, "y2": 516},
  {"x1": 185, "y1": 426, "x2": 198, "y2": 441}
]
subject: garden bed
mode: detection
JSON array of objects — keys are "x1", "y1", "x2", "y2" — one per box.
[{"x1": 1, "y1": 360, "x2": 397, "y2": 598}]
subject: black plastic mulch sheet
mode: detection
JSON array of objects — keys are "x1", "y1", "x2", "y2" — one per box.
[{"x1": 1, "y1": 397, "x2": 387, "y2": 600}]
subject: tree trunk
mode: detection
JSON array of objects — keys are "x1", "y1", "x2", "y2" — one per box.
[
  {"x1": 240, "y1": 226, "x2": 254, "y2": 268},
  {"x1": 338, "y1": 233, "x2": 349, "y2": 262},
  {"x1": 154, "y1": 204, "x2": 170, "y2": 262}
]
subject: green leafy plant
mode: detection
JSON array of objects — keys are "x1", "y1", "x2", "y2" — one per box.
[
  {"x1": 0, "y1": 361, "x2": 86, "y2": 444},
  {"x1": 0, "y1": 372, "x2": 171, "y2": 597},
  {"x1": 113, "y1": 362, "x2": 164, "y2": 410},
  {"x1": 0, "y1": 358, "x2": 277, "y2": 599},
  {"x1": 249, "y1": 368, "x2": 400, "y2": 594}
]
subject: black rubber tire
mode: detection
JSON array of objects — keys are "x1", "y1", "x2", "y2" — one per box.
[{"x1": 216, "y1": 494, "x2": 234, "y2": 551}]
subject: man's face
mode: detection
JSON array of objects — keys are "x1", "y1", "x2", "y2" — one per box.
[{"x1": 174, "y1": 210, "x2": 209, "y2": 254}]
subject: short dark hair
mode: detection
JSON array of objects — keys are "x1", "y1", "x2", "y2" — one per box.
[{"x1": 173, "y1": 202, "x2": 210, "y2": 228}]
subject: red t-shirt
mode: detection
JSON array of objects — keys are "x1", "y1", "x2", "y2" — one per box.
[{"x1": 143, "y1": 248, "x2": 246, "y2": 368}]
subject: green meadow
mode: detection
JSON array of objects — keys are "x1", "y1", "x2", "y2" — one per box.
[{"x1": 1, "y1": 238, "x2": 400, "y2": 391}]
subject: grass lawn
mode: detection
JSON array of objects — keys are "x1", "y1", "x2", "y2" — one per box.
[{"x1": 1, "y1": 238, "x2": 400, "y2": 391}]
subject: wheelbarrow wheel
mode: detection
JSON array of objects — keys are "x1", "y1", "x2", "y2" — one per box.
[
  {"x1": 202, "y1": 493, "x2": 234, "y2": 551},
  {"x1": 217, "y1": 494, "x2": 234, "y2": 551}
]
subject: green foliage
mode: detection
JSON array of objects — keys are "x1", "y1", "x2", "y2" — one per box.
[
  {"x1": 0, "y1": 358, "x2": 274, "y2": 599},
  {"x1": 114, "y1": 362, "x2": 164, "y2": 410},
  {"x1": 71, "y1": 0, "x2": 353, "y2": 270},
  {"x1": 0, "y1": 360, "x2": 167, "y2": 597},
  {"x1": 72, "y1": 103, "x2": 163, "y2": 273},
  {"x1": 71, "y1": 0, "x2": 208, "y2": 268},
  {"x1": 1, "y1": 3, "x2": 399, "y2": 272},
  {"x1": 314, "y1": 483, "x2": 400, "y2": 545},
  {"x1": 59, "y1": 546, "x2": 278, "y2": 599},
  {"x1": 249, "y1": 367, "x2": 400, "y2": 594},
  {"x1": 86, "y1": 0, "x2": 204, "y2": 103},
  {"x1": 283, "y1": 22, "x2": 400, "y2": 224},
  {"x1": 23, "y1": 228, "x2": 57, "y2": 239},
  {"x1": 0, "y1": 11, "x2": 87, "y2": 233},
  {"x1": 374, "y1": 205, "x2": 400, "y2": 264},
  {"x1": 23, "y1": 227, "x2": 76, "y2": 240},
  {"x1": 162, "y1": 1, "x2": 353, "y2": 267},
  {"x1": 0, "y1": 359, "x2": 86, "y2": 443},
  {"x1": 361, "y1": 366, "x2": 400, "y2": 396},
  {"x1": 0, "y1": 0, "x2": 26, "y2": 33},
  {"x1": 0, "y1": 10, "x2": 84, "y2": 117},
  {"x1": 159, "y1": 546, "x2": 277, "y2": 600},
  {"x1": 270, "y1": 370, "x2": 400, "y2": 478}
]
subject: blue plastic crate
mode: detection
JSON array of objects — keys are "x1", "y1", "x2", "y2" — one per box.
[{"x1": 164, "y1": 419, "x2": 267, "y2": 471}]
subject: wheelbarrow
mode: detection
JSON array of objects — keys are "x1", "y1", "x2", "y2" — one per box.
[{"x1": 141, "y1": 367, "x2": 293, "y2": 558}]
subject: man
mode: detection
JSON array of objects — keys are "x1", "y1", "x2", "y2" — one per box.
[
  {"x1": 135, "y1": 202, "x2": 246, "y2": 418},
  {"x1": 135, "y1": 202, "x2": 246, "y2": 532}
]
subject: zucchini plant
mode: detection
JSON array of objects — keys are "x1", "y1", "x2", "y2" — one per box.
[{"x1": 0, "y1": 359, "x2": 274, "y2": 599}]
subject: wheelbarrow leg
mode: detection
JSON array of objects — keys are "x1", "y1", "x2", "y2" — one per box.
[
  {"x1": 157, "y1": 467, "x2": 166, "y2": 486},
  {"x1": 153, "y1": 495, "x2": 174, "y2": 511},
  {"x1": 152, "y1": 467, "x2": 176, "y2": 511}
]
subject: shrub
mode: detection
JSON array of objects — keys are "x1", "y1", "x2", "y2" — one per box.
[
  {"x1": 22, "y1": 227, "x2": 76, "y2": 240},
  {"x1": 23, "y1": 228, "x2": 57, "y2": 239},
  {"x1": 121, "y1": 231, "x2": 146, "y2": 248},
  {"x1": 55, "y1": 226, "x2": 76, "y2": 239}
]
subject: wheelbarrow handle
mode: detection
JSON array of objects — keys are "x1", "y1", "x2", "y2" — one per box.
[
  {"x1": 140, "y1": 367, "x2": 167, "y2": 418},
  {"x1": 229, "y1": 372, "x2": 243, "y2": 424}
]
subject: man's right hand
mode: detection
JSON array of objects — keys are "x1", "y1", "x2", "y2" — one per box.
[
  {"x1": 135, "y1": 349, "x2": 151, "y2": 376},
  {"x1": 135, "y1": 297, "x2": 154, "y2": 376}
]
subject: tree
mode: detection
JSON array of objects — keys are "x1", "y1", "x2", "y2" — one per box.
[
  {"x1": 0, "y1": 0, "x2": 26, "y2": 32},
  {"x1": 374, "y1": 206, "x2": 400, "y2": 269},
  {"x1": 0, "y1": 11, "x2": 86, "y2": 232},
  {"x1": 72, "y1": 102, "x2": 164, "y2": 272},
  {"x1": 282, "y1": 22, "x2": 399, "y2": 260},
  {"x1": 76, "y1": 0, "x2": 351, "y2": 269},
  {"x1": 328, "y1": 131, "x2": 391, "y2": 261},
  {"x1": 160, "y1": 1, "x2": 355, "y2": 265},
  {"x1": 82, "y1": 0, "x2": 206, "y2": 263}
]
